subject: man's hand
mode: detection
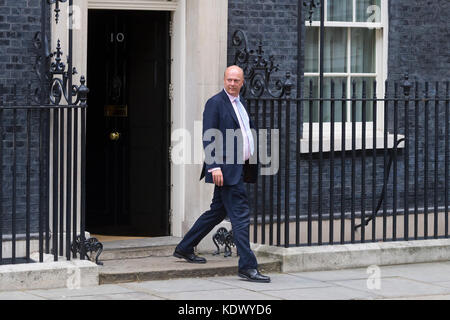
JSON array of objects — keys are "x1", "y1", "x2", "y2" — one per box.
[{"x1": 212, "y1": 169, "x2": 223, "y2": 187}]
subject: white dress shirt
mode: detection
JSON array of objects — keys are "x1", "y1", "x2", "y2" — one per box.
[{"x1": 208, "y1": 89, "x2": 252, "y2": 173}]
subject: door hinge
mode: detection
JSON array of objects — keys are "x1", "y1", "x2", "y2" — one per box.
[
  {"x1": 168, "y1": 145, "x2": 173, "y2": 163},
  {"x1": 169, "y1": 17, "x2": 174, "y2": 37},
  {"x1": 169, "y1": 83, "x2": 174, "y2": 101}
]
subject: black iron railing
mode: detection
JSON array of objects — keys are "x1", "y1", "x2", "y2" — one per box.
[
  {"x1": 245, "y1": 80, "x2": 449, "y2": 247},
  {"x1": 233, "y1": 29, "x2": 450, "y2": 248},
  {"x1": 0, "y1": 89, "x2": 88, "y2": 264},
  {"x1": 0, "y1": 0, "x2": 97, "y2": 265}
]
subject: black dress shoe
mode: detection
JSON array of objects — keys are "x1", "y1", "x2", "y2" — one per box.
[
  {"x1": 238, "y1": 268, "x2": 271, "y2": 283},
  {"x1": 173, "y1": 248, "x2": 207, "y2": 264}
]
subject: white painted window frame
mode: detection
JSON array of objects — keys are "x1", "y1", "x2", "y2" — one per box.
[{"x1": 300, "y1": 0, "x2": 402, "y2": 153}]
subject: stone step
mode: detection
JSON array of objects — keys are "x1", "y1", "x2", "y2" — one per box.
[
  {"x1": 99, "y1": 236, "x2": 182, "y2": 261},
  {"x1": 98, "y1": 254, "x2": 281, "y2": 285}
]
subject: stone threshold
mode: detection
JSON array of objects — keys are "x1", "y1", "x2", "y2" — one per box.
[{"x1": 99, "y1": 254, "x2": 281, "y2": 285}]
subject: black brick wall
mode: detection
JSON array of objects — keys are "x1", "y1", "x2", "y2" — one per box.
[
  {"x1": 228, "y1": 0, "x2": 450, "y2": 94},
  {"x1": 0, "y1": 0, "x2": 43, "y2": 90},
  {"x1": 228, "y1": 0, "x2": 300, "y2": 96},
  {"x1": 228, "y1": 0, "x2": 450, "y2": 229},
  {"x1": 0, "y1": 0, "x2": 48, "y2": 235},
  {"x1": 388, "y1": 0, "x2": 450, "y2": 83}
]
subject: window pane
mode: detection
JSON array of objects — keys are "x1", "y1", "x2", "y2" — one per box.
[
  {"x1": 311, "y1": 5, "x2": 320, "y2": 22},
  {"x1": 328, "y1": 0, "x2": 353, "y2": 22},
  {"x1": 350, "y1": 77, "x2": 375, "y2": 122},
  {"x1": 324, "y1": 27, "x2": 347, "y2": 73},
  {"x1": 356, "y1": 0, "x2": 381, "y2": 22},
  {"x1": 305, "y1": 27, "x2": 319, "y2": 73},
  {"x1": 303, "y1": 77, "x2": 346, "y2": 123},
  {"x1": 351, "y1": 28, "x2": 376, "y2": 73}
]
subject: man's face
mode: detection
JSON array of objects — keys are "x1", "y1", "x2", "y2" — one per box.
[{"x1": 224, "y1": 68, "x2": 244, "y2": 97}]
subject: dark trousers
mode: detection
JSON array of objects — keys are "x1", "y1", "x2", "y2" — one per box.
[{"x1": 177, "y1": 175, "x2": 258, "y2": 270}]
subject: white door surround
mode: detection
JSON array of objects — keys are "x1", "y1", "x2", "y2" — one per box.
[{"x1": 55, "y1": 0, "x2": 228, "y2": 238}]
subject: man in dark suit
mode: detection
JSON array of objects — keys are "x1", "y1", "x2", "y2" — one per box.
[{"x1": 173, "y1": 66, "x2": 270, "y2": 283}]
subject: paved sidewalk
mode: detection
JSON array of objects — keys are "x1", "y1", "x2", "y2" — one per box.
[{"x1": 2, "y1": 261, "x2": 450, "y2": 300}]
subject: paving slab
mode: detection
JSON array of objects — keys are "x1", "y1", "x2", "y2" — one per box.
[
  {"x1": 0, "y1": 291, "x2": 46, "y2": 300},
  {"x1": 153, "y1": 287, "x2": 280, "y2": 300},
  {"x1": 262, "y1": 284, "x2": 381, "y2": 300},
  {"x1": 381, "y1": 294, "x2": 450, "y2": 300},
  {"x1": 437, "y1": 281, "x2": 450, "y2": 289},
  {"x1": 121, "y1": 277, "x2": 237, "y2": 294},
  {"x1": 291, "y1": 262, "x2": 450, "y2": 285},
  {"x1": 207, "y1": 273, "x2": 331, "y2": 292},
  {"x1": 27, "y1": 283, "x2": 135, "y2": 299},
  {"x1": 53, "y1": 292, "x2": 163, "y2": 300},
  {"x1": 287, "y1": 267, "x2": 370, "y2": 282},
  {"x1": 331, "y1": 277, "x2": 450, "y2": 299},
  {"x1": 374, "y1": 262, "x2": 450, "y2": 283}
]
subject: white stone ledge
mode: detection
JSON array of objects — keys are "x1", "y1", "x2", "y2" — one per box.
[
  {"x1": 0, "y1": 256, "x2": 99, "y2": 292},
  {"x1": 300, "y1": 133, "x2": 405, "y2": 153},
  {"x1": 252, "y1": 239, "x2": 450, "y2": 273}
]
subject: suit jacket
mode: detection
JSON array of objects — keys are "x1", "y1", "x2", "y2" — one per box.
[{"x1": 200, "y1": 90, "x2": 258, "y2": 185}]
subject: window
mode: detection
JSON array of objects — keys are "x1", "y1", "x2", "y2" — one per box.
[{"x1": 301, "y1": 0, "x2": 394, "y2": 152}]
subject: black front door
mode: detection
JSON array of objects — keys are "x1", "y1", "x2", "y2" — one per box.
[{"x1": 86, "y1": 10, "x2": 170, "y2": 237}]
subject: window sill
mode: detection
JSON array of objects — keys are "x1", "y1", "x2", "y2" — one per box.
[{"x1": 299, "y1": 133, "x2": 405, "y2": 153}]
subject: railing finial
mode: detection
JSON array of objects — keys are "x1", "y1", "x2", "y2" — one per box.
[
  {"x1": 284, "y1": 71, "x2": 293, "y2": 98},
  {"x1": 402, "y1": 73, "x2": 412, "y2": 97},
  {"x1": 232, "y1": 29, "x2": 293, "y2": 98},
  {"x1": 303, "y1": 0, "x2": 320, "y2": 25},
  {"x1": 77, "y1": 76, "x2": 89, "y2": 106}
]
